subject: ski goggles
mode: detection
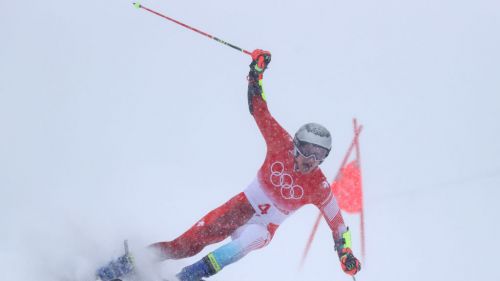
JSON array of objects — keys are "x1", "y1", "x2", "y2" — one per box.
[{"x1": 293, "y1": 141, "x2": 330, "y2": 162}]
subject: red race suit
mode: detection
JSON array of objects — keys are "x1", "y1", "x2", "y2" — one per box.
[{"x1": 151, "y1": 75, "x2": 346, "y2": 260}]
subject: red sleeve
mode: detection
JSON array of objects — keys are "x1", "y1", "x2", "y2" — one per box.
[
  {"x1": 316, "y1": 190, "x2": 347, "y2": 241},
  {"x1": 251, "y1": 95, "x2": 291, "y2": 151}
]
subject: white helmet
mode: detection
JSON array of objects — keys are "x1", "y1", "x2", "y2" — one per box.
[{"x1": 294, "y1": 123, "x2": 332, "y2": 152}]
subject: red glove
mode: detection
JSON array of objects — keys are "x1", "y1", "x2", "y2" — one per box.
[
  {"x1": 250, "y1": 49, "x2": 271, "y2": 74},
  {"x1": 338, "y1": 248, "x2": 361, "y2": 276}
]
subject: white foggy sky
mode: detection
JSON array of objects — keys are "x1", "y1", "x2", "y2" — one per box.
[{"x1": 1, "y1": 0, "x2": 499, "y2": 280}]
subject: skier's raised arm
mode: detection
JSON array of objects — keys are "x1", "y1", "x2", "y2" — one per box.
[{"x1": 246, "y1": 50, "x2": 290, "y2": 151}]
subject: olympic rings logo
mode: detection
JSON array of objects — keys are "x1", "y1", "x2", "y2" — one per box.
[{"x1": 270, "y1": 161, "x2": 304, "y2": 200}]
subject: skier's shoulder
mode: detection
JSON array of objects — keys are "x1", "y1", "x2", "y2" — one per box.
[
  {"x1": 311, "y1": 167, "x2": 329, "y2": 186},
  {"x1": 265, "y1": 131, "x2": 293, "y2": 153},
  {"x1": 307, "y1": 168, "x2": 332, "y2": 205}
]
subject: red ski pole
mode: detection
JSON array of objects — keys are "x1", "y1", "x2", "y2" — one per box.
[{"x1": 133, "y1": 3, "x2": 252, "y2": 56}]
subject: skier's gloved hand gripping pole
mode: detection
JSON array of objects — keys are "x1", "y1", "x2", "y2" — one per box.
[
  {"x1": 133, "y1": 2, "x2": 253, "y2": 56},
  {"x1": 335, "y1": 228, "x2": 362, "y2": 280}
]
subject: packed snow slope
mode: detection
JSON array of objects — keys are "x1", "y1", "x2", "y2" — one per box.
[{"x1": 1, "y1": 0, "x2": 499, "y2": 281}]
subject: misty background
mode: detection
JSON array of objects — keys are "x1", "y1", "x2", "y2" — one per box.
[{"x1": 1, "y1": 0, "x2": 499, "y2": 280}]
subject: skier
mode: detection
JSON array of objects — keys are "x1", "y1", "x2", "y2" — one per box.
[{"x1": 96, "y1": 50, "x2": 361, "y2": 281}]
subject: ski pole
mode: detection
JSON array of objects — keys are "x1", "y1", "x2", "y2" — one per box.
[{"x1": 132, "y1": 3, "x2": 252, "y2": 56}]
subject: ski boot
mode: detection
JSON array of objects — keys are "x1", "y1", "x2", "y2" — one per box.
[
  {"x1": 96, "y1": 240, "x2": 136, "y2": 281},
  {"x1": 175, "y1": 254, "x2": 222, "y2": 281}
]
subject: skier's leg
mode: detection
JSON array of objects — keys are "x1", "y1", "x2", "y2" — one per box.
[
  {"x1": 150, "y1": 192, "x2": 255, "y2": 260},
  {"x1": 96, "y1": 193, "x2": 254, "y2": 281},
  {"x1": 176, "y1": 223, "x2": 277, "y2": 281}
]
